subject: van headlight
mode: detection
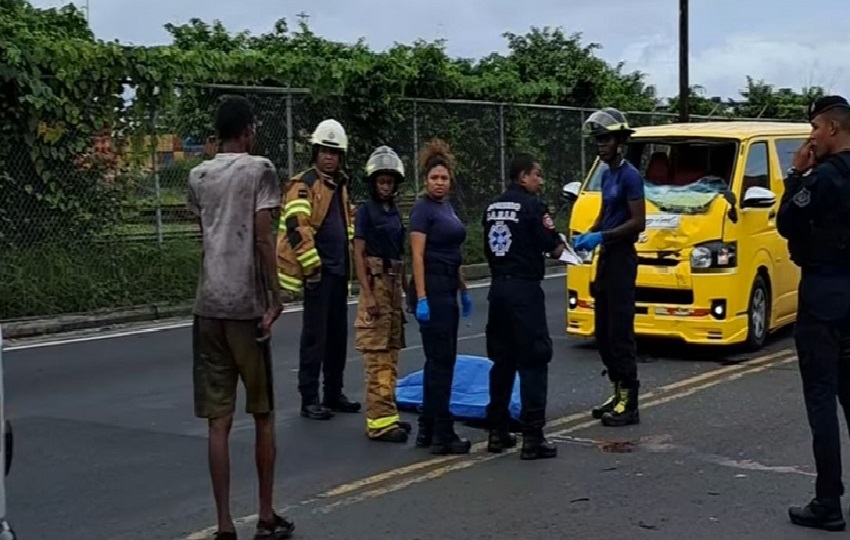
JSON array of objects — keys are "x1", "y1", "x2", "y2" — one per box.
[{"x1": 690, "y1": 241, "x2": 737, "y2": 269}]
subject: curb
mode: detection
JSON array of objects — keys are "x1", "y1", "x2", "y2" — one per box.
[{"x1": 0, "y1": 262, "x2": 566, "y2": 340}]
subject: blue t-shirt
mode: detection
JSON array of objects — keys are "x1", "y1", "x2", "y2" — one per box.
[
  {"x1": 353, "y1": 200, "x2": 404, "y2": 261},
  {"x1": 409, "y1": 196, "x2": 466, "y2": 267},
  {"x1": 599, "y1": 160, "x2": 645, "y2": 240}
]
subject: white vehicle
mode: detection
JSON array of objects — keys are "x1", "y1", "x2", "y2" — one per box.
[{"x1": 0, "y1": 324, "x2": 15, "y2": 539}]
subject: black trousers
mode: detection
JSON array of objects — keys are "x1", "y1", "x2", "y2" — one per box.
[
  {"x1": 418, "y1": 269, "x2": 460, "y2": 441},
  {"x1": 796, "y1": 271, "x2": 850, "y2": 500},
  {"x1": 592, "y1": 242, "x2": 639, "y2": 385},
  {"x1": 485, "y1": 277, "x2": 552, "y2": 434},
  {"x1": 298, "y1": 272, "x2": 349, "y2": 403}
]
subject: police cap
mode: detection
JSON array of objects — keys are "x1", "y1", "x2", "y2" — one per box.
[{"x1": 807, "y1": 95, "x2": 850, "y2": 122}]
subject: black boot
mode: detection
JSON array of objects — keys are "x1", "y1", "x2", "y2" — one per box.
[
  {"x1": 398, "y1": 420, "x2": 412, "y2": 433},
  {"x1": 370, "y1": 426, "x2": 409, "y2": 443},
  {"x1": 301, "y1": 400, "x2": 334, "y2": 420},
  {"x1": 789, "y1": 498, "x2": 846, "y2": 531},
  {"x1": 323, "y1": 393, "x2": 361, "y2": 413},
  {"x1": 487, "y1": 428, "x2": 517, "y2": 453},
  {"x1": 415, "y1": 418, "x2": 433, "y2": 448},
  {"x1": 520, "y1": 431, "x2": 557, "y2": 460},
  {"x1": 430, "y1": 433, "x2": 472, "y2": 455},
  {"x1": 592, "y1": 381, "x2": 620, "y2": 419},
  {"x1": 601, "y1": 381, "x2": 640, "y2": 427}
]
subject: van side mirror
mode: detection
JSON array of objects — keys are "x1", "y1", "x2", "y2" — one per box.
[
  {"x1": 562, "y1": 181, "x2": 581, "y2": 202},
  {"x1": 741, "y1": 186, "x2": 777, "y2": 209}
]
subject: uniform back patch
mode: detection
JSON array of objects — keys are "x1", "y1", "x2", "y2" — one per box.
[{"x1": 488, "y1": 222, "x2": 512, "y2": 257}]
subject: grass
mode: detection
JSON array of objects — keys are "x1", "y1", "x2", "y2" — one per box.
[{"x1": 1, "y1": 239, "x2": 201, "y2": 320}]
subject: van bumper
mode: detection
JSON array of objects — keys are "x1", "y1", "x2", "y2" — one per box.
[{"x1": 566, "y1": 304, "x2": 750, "y2": 345}]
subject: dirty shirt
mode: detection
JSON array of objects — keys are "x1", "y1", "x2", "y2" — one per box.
[{"x1": 186, "y1": 153, "x2": 281, "y2": 320}]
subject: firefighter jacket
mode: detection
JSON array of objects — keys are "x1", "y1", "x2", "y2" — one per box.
[{"x1": 276, "y1": 167, "x2": 355, "y2": 293}]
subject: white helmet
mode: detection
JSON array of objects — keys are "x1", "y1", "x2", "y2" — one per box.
[
  {"x1": 310, "y1": 119, "x2": 348, "y2": 152},
  {"x1": 365, "y1": 146, "x2": 405, "y2": 182}
]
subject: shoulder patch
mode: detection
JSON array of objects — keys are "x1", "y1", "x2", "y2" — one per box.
[
  {"x1": 542, "y1": 212, "x2": 555, "y2": 230},
  {"x1": 793, "y1": 187, "x2": 811, "y2": 208}
]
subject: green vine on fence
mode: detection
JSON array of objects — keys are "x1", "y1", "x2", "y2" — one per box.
[{"x1": 0, "y1": 1, "x2": 831, "y2": 319}]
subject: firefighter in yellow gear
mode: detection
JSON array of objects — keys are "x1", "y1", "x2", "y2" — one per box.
[
  {"x1": 352, "y1": 146, "x2": 411, "y2": 442},
  {"x1": 278, "y1": 119, "x2": 361, "y2": 420}
]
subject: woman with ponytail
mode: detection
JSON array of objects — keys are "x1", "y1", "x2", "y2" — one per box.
[{"x1": 408, "y1": 138, "x2": 473, "y2": 455}]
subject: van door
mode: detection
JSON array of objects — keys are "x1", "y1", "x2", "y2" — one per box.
[
  {"x1": 737, "y1": 140, "x2": 784, "y2": 323},
  {"x1": 771, "y1": 137, "x2": 806, "y2": 321}
]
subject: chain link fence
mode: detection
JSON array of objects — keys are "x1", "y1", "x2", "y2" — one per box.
[{"x1": 0, "y1": 84, "x2": 792, "y2": 320}]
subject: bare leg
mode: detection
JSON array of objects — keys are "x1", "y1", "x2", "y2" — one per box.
[
  {"x1": 255, "y1": 412, "x2": 276, "y2": 523},
  {"x1": 209, "y1": 414, "x2": 235, "y2": 533}
]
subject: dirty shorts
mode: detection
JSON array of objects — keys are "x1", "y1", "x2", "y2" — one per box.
[{"x1": 192, "y1": 315, "x2": 275, "y2": 419}]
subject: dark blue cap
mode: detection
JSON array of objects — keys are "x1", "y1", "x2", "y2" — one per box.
[{"x1": 808, "y1": 95, "x2": 850, "y2": 121}]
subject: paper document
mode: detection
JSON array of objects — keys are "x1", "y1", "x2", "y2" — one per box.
[{"x1": 558, "y1": 242, "x2": 584, "y2": 266}]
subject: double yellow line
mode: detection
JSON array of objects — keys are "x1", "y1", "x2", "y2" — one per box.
[{"x1": 184, "y1": 347, "x2": 796, "y2": 539}]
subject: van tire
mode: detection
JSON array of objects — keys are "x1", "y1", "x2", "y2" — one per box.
[{"x1": 745, "y1": 274, "x2": 770, "y2": 351}]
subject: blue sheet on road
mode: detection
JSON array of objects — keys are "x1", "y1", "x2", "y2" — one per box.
[{"x1": 395, "y1": 355, "x2": 522, "y2": 420}]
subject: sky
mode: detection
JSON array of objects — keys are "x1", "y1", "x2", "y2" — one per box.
[{"x1": 31, "y1": 0, "x2": 850, "y2": 100}]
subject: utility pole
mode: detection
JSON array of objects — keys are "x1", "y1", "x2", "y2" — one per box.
[{"x1": 678, "y1": 0, "x2": 690, "y2": 122}]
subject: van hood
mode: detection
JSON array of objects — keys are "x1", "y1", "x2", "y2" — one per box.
[{"x1": 639, "y1": 193, "x2": 728, "y2": 252}]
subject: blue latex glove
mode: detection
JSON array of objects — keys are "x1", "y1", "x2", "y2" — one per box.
[
  {"x1": 416, "y1": 297, "x2": 430, "y2": 322},
  {"x1": 460, "y1": 291, "x2": 473, "y2": 318},
  {"x1": 574, "y1": 232, "x2": 603, "y2": 251}
]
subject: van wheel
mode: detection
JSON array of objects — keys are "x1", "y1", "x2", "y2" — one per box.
[{"x1": 745, "y1": 275, "x2": 769, "y2": 351}]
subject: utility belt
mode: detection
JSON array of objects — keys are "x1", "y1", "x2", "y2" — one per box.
[{"x1": 365, "y1": 256, "x2": 404, "y2": 277}]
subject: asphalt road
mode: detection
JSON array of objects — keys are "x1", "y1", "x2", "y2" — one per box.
[{"x1": 1, "y1": 274, "x2": 827, "y2": 540}]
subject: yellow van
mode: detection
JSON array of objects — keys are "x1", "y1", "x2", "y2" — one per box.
[{"x1": 563, "y1": 121, "x2": 810, "y2": 351}]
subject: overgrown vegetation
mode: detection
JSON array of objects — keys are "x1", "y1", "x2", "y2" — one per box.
[{"x1": 0, "y1": 1, "x2": 826, "y2": 319}]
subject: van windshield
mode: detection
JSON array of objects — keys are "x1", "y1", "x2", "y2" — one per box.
[{"x1": 584, "y1": 138, "x2": 739, "y2": 214}]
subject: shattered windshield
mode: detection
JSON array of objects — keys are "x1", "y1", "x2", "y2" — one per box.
[{"x1": 584, "y1": 138, "x2": 739, "y2": 214}]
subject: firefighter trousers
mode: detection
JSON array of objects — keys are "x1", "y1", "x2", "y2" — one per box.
[
  {"x1": 485, "y1": 277, "x2": 552, "y2": 434},
  {"x1": 592, "y1": 242, "x2": 639, "y2": 386},
  {"x1": 299, "y1": 272, "x2": 350, "y2": 405},
  {"x1": 355, "y1": 260, "x2": 406, "y2": 438}
]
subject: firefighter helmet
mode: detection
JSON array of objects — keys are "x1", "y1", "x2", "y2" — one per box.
[
  {"x1": 310, "y1": 119, "x2": 348, "y2": 152},
  {"x1": 365, "y1": 146, "x2": 405, "y2": 183},
  {"x1": 583, "y1": 107, "x2": 635, "y2": 139}
]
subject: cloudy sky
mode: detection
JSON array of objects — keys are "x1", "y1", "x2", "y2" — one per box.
[{"x1": 32, "y1": 0, "x2": 850, "y2": 100}]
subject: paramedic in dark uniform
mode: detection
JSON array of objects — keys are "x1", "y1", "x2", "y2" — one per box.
[
  {"x1": 573, "y1": 107, "x2": 646, "y2": 428},
  {"x1": 778, "y1": 95, "x2": 850, "y2": 532},
  {"x1": 483, "y1": 152, "x2": 566, "y2": 460}
]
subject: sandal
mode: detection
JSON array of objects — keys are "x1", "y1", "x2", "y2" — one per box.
[{"x1": 254, "y1": 513, "x2": 295, "y2": 539}]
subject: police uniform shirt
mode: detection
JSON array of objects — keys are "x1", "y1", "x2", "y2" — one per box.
[
  {"x1": 777, "y1": 150, "x2": 850, "y2": 265},
  {"x1": 482, "y1": 184, "x2": 561, "y2": 281}
]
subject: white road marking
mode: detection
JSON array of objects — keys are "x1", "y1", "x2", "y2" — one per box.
[{"x1": 3, "y1": 273, "x2": 567, "y2": 352}]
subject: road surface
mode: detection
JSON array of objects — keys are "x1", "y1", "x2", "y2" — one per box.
[{"x1": 1, "y1": 275, "x2": 834, "y2": 539}]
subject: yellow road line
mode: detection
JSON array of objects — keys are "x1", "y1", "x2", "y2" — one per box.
[
  {"x1": 310, "y1": 354, "x2": 797, "y2": 515},
  {"x1": 184, "y1": 348, "x2": 795, "y2": 539}
]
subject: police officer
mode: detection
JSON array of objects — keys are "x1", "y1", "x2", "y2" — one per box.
[
  {"x1": 482, "y1": 152, "x2": 566, "y2": 460},
  {"x1": 573, "y1": 107, "x2": 646, "y2": 428},
  {"x1": 352, "y1": 146, "x2": 411, "y2": 443},
  {"x1": 779, "y1": 95, "x2": 850, "y2": 532}
]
